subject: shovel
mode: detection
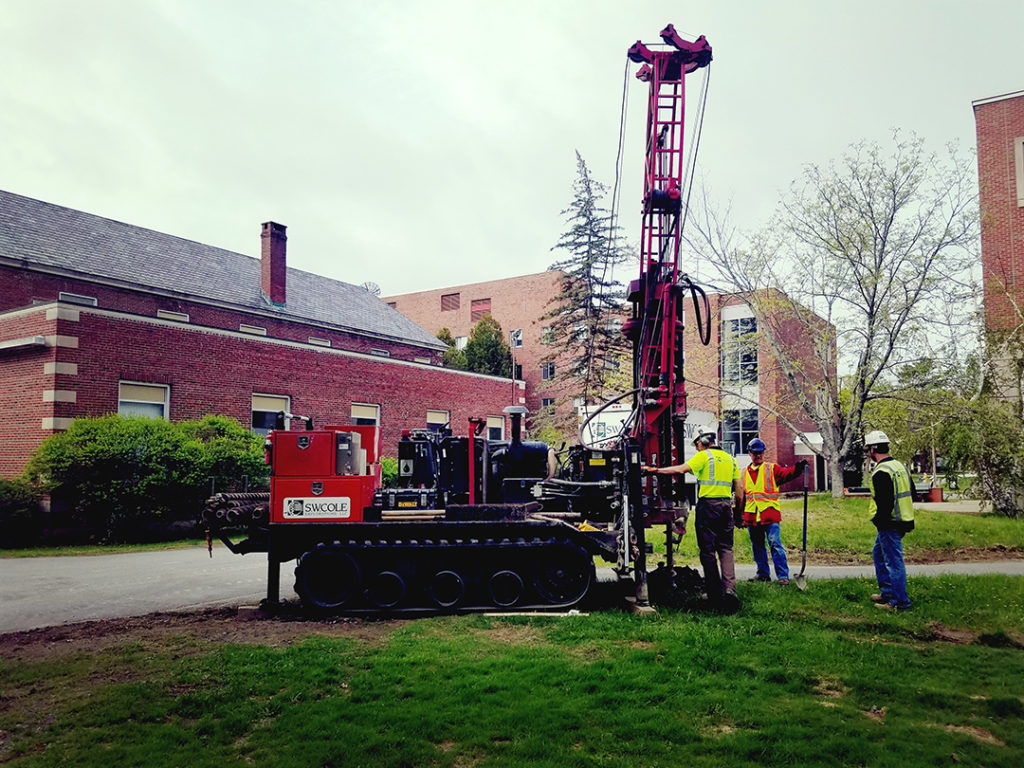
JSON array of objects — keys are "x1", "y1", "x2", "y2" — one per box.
[{"x1": 795, "y1": 464, "x2": 809, "y2": 591}]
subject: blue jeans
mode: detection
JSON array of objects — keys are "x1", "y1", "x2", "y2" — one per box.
[
  {"x1": 873, "y1": 528, "x2": 911, "y2": 609},
  {"x1": 748, "y1": 523, "x2": 789, "y2": 580}
]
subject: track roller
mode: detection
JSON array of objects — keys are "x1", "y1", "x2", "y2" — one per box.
[
  {"x1": 294, "y1": 544, "x2": 361, "y2": 610},
  {"x1": 488, "y1": 569, "x2": 525, "y2": 608},
  {"x1": 429, "y1": 569, "x2": 465, "y2": 609}
]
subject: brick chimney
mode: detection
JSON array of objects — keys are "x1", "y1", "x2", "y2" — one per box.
[{"x1": 261, "y1": 221, "x2": 287, "y2": 306}]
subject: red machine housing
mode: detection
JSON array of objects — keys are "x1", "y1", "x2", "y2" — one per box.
[{"x1": 268, "y1": 427, "x2": 381, "y2": 524}]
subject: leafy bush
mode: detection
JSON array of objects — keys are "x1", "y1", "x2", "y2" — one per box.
[
  {"x1": 0, "y1": 477, "x2": 43, "y2": 548},
  {"x1": 381, "y1": 456, "x2": 399, "y2": 488},
  {"x1": 23, "y1": 414, "x2": 268, "y2": 543},
  {"x1": 942, "y1": 398, "x2": 1024, "y2": 519}
]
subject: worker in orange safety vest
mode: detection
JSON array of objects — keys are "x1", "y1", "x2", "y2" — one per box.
[{"x1": 737, "y1": 437, "x2": 807, "y2": 585}]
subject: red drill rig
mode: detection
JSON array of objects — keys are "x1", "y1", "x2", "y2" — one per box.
[{"x1": 203, "y1": 25, "x2": 713, "y2": 614}]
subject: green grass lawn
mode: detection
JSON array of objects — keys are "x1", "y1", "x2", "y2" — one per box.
[
  {"x1": 660, "y1": 494, "x2": 1024, "y2": 566},
  {"x1": 2, "y1": 575, "x2": 1022, "y2": 767}
]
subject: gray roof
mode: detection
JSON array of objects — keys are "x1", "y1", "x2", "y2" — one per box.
[{"x1": 0, "y1": 189, "x2": 444, "y2": 350}]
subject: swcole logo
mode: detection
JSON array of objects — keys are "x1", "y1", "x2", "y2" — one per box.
[{"x1": 282, "y1": 497, "x2": 351, "y2": 519}]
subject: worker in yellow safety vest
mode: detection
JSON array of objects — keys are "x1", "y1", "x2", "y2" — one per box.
[
  {"x1": 736, "y1": 437, "x2": 807, "y2": 585},
  {"x1": 864, "y1": 430, "x2": 914, "y2": 611},
  {"x1": 642, "y1": 428, "x2": 742, "y2": 612}
]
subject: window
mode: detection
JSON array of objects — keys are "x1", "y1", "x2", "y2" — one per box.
[
  {"x1": 426, "y1": 409, "x2": 449, "y2": 432},
  {"x1": 351, "y1": 403, "x2": 380, "y2": 426},
  {"x1": 157, "y1": 310, "x2": 189, "y2": 322},
  {"x1": 414, "y1": 356, "x2": 432, "y2": 364},
  {"x1": 387, "y1": 301, "x2": 397, "y2": 309},
  {"x1": 441, "y1": 293, "x2": 460, "y2": 312},
  {"x1": 513, "y1": 363, "x2": 523, "y2": 379},
  {"x1": 541, "y1": 326, "x2": 555, "y2": 344},
  {"x1": 308, "y1": 336, "x2": 331, "y2": 347},
  {"x1": 722, "y1": 317, "x2": 758, "y2": 385},
  {"x1": 455, "y1": 336, "x2": 468, "y2": 350},
  {"x1": 486, "y1": 415, "x2": 504, "y2": 441},
  {"x1": 118, "y1": 382, "x2": 169, "y2": 419},
  {"x1": 509, "y1": 329, "x2": 522, "y2": 348},
  {"x1": 722, "y1": 409, "x2": 759, "y2": 456},
  {"x1": 470, "y1": 298, "x2": 491, "y2": 322},
  {"x1": 541, "y1": 397, "x2": 556, "y2": 408},
  {"x1": 59, "y1": 291, "x2": 97, "y2": 306},
  {"x1": 252, "y1": 393, "x2": 289, "y2": 436},
  {"x1": 541, "y1": 361, "x2": 555, "y2": 380},
  {"x1": 370, "y1": 348, "x2": 390, "y2": 357},
  {"x1": 240, "y1": 324, "x2": 267, "y2": 336}
]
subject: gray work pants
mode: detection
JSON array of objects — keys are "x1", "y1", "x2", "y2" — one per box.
[{"x1": 695, "y1": 496, "x2": 736, "y2": 599}]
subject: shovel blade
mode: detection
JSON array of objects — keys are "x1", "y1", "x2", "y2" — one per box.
[{"x1": 795, "y1": 574, "x2": 807, "y2": 591}]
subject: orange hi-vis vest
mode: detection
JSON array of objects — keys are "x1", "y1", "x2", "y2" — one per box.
[{"x1": 743, "y1": 462, "x2": 782, "y2": 526}]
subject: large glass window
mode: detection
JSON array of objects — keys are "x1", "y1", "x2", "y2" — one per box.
[
  {"x1": 722, "y1": 409, "x2": 759, "y2": 456},
  {"x1": 351, "y1": 403, "x2": 380, "y2": 426},
  {"x1": 252, "y1": 393, "x2": 289, "y2": 435},
  {"x1": 118, "y1": 382, "x2": 168, "y2": 419},
  {"x1": 723, "y1": 317, "x2": 758, "y2": 385}
]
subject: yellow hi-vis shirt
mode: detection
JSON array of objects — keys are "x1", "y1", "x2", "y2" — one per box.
[
  {"x1": 868, "y1": 459, "x2": 915, "y2": 523},
  {"x1": 687, "y1": 448, "x2": 739, "y2": 499}
]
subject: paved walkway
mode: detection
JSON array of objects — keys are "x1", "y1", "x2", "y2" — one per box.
[{"x1": 1, "y1": 546, "x2": 1022, "y2": 634}]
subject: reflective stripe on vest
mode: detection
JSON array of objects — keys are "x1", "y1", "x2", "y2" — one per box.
[
  {"x1": 697, "y1": 448, "x2": 735, "y2": 498},
  {"x1": 868, "y1": 460, "x2": 915, "y2": 523},
  {"x1": 744, "y1": 462, "x2": 780, "y2": 523}
]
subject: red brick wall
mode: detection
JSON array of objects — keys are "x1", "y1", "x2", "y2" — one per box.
[
  {"x1": 2, "y1": 265, "x2": 441, "y2": 364},
  {"x1": 0, "y1": 303, "x2": 512, "y2": 477},
  {"x1": 385, "y1": 271, "x2": 578, "y2": 420},
  {"x1": 974, "y1": 93, "x2": 1024, "y2": 333}
]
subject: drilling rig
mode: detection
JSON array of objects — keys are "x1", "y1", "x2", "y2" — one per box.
[{"x1": 203, "y1": 25, "x2": 713, "y2": 614}]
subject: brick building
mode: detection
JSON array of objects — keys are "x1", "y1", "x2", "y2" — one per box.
[
  {"x1": 973, "y1": 89, "x2": 1024, "y2": 405},
  {"x1": 384, "y1": 272, "x2": 578, "y2": 424},
  {"x1": 387, "y1": 272, "x2": 834, "y2": 490},
  {"x1": 0, "y1": 190, "x2": 515, "y2": 477}
]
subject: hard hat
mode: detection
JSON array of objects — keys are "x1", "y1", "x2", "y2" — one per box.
[
  {"x1": 864, "y1": 430, "x2": 890, "y2": 446},
  {"x1": 747, "y1": 438, "x2": 766, "y2": 452},
  {"x1": 692, "y1": 428, "x2": 715, "y2": 447}
]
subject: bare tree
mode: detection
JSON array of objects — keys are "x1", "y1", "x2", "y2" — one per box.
[{"x1": 685, "y1": 131, "x2": 979, "y2": 495}]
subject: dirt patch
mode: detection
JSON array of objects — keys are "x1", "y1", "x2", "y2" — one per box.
[
  {"x1": 924, "y1": 622, "x2": 979, "y2": 646},
  {"x1": 0, "y1": 606, "x2": 404, "y2": 662},
  {"x1": 808, "y1": 546, "x2": 1024, "y2": 566},
  {"x1": 933, "y1": 724, "x2": 1007, "y2": 747},
  {"x1": 862, "y1": 706, "x2": 887, "y2": 722}
]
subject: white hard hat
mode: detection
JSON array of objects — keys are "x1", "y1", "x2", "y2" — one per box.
[
  {"x1": 864, "y1": 430, "x2": 890, "y2": 446},
  {"x1": 692, "y1": 427, "x2": 715, "y2": 447}
]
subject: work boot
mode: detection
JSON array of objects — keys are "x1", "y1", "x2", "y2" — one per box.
[
  {"x1": 873, "y1": 602, "x2": 894, "y2": 612},
  {"x1": 777, "y1": 578, "x2": 790, "y2": 586},
  {"x1": 747, "y1": 575, "x2": 770, "y2": 582},
  {"x1": 870, "y1": 593, "x2": 887, "y2": 604}
]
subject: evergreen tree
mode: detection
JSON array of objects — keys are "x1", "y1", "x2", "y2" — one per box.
[
  {"x1": 436, "y1": 327, "x2": 467, "y2": 370},
  {"x1": 546, "y1": 151, "x2": 632, "y2": 403},
  {"x1": 464, "y1": 315, "x2": 512, "y2": 377}
]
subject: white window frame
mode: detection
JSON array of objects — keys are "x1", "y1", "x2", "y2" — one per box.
[
  {"x1": 308, "y1": 336, "x2": 331, "y2": 347},
  {"x1": 157, "y1": 310, "x2": 190, "y2": 322},
  {"x1": 486, "y1": 415, "x2": 504, "y2": 441},
  {"x1": 59, "y1": 291, "x2": 98, "y2": 307},
  {"x1": 240, "y1": 324, "x2": 267, "y2": 336},
  {"x1": 426, "y1": 409, "x2": 450, "y2": 431},
  {"x1": 252, "y1": 393, "x2": 290, "y2": 435},
  {"x1": 118, "y1": 381, "x2": 169, "y2": 419},
  {"x1": 351, "y1": 402, "x2": 380, "y2": 426}
]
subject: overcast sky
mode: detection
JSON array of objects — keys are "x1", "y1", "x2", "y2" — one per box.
[{"x1": 2, "y1": 1, "x2": 1020, "y2": 297}]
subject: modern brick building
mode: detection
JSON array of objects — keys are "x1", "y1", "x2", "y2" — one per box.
[
  {"x1": 388, "y1": 272, "x2": 834, "y2": 490},
  {"x1": 384, "y1": 272, "x2": 578, "y2": 424},
  {"x1": 0, "y1": 190, "x2": 515, "y2": 477},
  {"x1": 974, "y1": 89, "x2": 1024, "y2": 406}
]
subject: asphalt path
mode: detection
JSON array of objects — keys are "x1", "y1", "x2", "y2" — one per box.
[{"x1": 1, "y1": 546, "x2": 1022, "y2": 634}]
